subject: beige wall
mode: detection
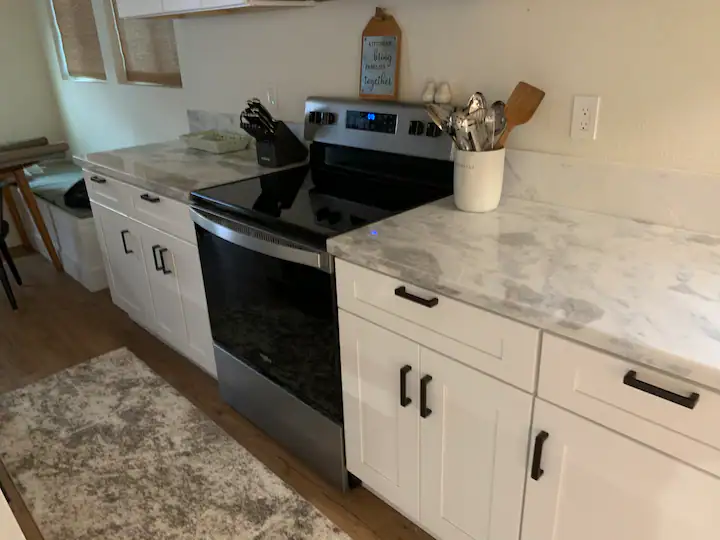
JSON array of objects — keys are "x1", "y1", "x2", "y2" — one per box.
[
  {"x1": 0, "y1": 0, "x2": 63, "y2": 145},
  {"x1": 1, "y1": 0, "x2": 64, "y2": 246},
  {"x1": 33, "y1": 0, "x2": 720, "y2": 174}
]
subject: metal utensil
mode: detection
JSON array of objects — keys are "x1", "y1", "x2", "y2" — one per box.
[
  {"x1": 467, "y1": 92, "x2": 488, "y2": 116},
  {"x1": 426, "y1": 104, "x2": 469, "y2": 149},
  {"x1": 451, "y1": 110, "x2": 475, "y2": 152},
  {"x1": 426, "y1": 104, "x2": 450, "y2": 129}
]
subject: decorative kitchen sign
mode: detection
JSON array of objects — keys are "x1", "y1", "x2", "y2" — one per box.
[{"x1": 359, "y1": 7, "x2": 401, "y2": 101}]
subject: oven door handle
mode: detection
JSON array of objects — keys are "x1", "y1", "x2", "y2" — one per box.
[{"x1": 190, "y1": 207, "x2": 334, "y2": 274}]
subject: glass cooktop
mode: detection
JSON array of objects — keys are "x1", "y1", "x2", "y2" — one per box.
[{"x1": 191, "y1": 161, "x2": 453, "y2": 246}]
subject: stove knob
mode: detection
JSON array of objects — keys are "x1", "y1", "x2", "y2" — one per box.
[
  {"x1": 426, "y1": 123, "x2": 442, "y2": 138},
  {"x1": 409, "y1": 120, "x2": 425, "y2": 136},
  {"x1": 320, "y1": 112, "x2": 337, "y2": 125},
  {"x1": 308, "y1": 111, "x2": 322, "y2": 125}
]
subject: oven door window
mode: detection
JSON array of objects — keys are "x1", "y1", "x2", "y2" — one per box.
[{"x1": 196, "y1": 227, "x2": 342, "y2": 424}]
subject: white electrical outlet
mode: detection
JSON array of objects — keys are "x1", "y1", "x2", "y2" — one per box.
[{"x1": 571, "y1": 96, "x2": 600, "y2": 140}]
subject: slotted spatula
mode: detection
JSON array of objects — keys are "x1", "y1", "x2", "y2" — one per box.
[{"x1": 496, "y1": 82, "x2": 546, "y2": 148}]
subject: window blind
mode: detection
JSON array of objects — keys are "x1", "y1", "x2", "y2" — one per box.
[
  {"x1": 114, "y1": 7, "x2": 182, "y2": 87},
  {"x1": 51, "y1": 0, "x2": 106, "y2": 80}
]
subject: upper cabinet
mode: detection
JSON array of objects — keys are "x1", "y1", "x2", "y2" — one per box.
[
  {"x1": 116, "y1": 0, "x2": 316, "y2": 18},
  {"x1": 117, "y1": 0, "x2": 164, "y2": 18},
  {"x1": 162, "y1": 0, "x2": 202, "y2": 14}
]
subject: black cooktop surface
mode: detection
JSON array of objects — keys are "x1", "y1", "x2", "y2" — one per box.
[{"x1": 192, "y1": 161, "x2": 452, "y2": 245}]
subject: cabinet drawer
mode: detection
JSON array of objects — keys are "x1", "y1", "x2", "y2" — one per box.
[
  {"x1": 84, "y1": 171, "x2": 133, "y2": 214},
  {"x1": 539, "y1": 334, "x2": 720, "y2": 472},
  {"x1": 336, "y1": 260, "x2": 540, "y2": 391},
  {"x1": 127, "y1": 184, "x2": 196, "y2": 245}
]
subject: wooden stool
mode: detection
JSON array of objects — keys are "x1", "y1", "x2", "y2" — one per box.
[{"x1": 0, "y1": 167, "x2": 63, "y2": 272}]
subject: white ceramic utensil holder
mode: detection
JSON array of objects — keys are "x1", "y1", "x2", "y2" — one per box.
[{"x1": 453, "y1": 148, "x2": 506, "y2": 213}]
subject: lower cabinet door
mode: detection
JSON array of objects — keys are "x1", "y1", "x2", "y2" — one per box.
[
  {"x1": 135, "y1": 221, "x2": 215, "y2": 377},
  {"x1": 92, "y1": 203, "x2": 152, "y2": 326},
  {"x1": 523, "y1": 400, "x2": 720, "y2": 540},
  {"x1": 168, "y1": 234, "x2": 216, "y2": 377},
  {"x1": 135, "y1": 221, "x2": 186, "y2": 350},
  {"x1": 338, "y1": 311, "x2": 420, "y2": 521},
  {"x1": 420, "y1": 348, "x2": 533, "y2": 540}
]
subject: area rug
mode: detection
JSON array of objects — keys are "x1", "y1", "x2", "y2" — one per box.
[{"x1": 0, "y1": 348, "x2": 350, "y2": 540}]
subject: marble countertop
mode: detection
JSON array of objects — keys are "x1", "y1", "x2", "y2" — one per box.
[
  {"x1": 328, "y1": 197, "x2": 720, "y2": 391},
  {"x1": 76, "y1": 141, "x2": 290, "y2": 203}
]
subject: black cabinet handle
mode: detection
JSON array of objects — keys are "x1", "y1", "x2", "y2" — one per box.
[
  {"x1": 623, "y1": 370, "x2": 700, "y2": 410},
  {"x1": 120, "y1": 230, "x2": 133, "y2": 254},
  {"x1": 420, "y1": 375, "x2": 433, "y2": 418},
  {"x1": 400, "y1": 365, "x2": 412, "y2": 407},
  {"x1": 140, "y1": 193, "x2": 161, "y2": 203},
  {"x1": 90, "y1": 175, "x2": 106, "y2": 184},
  {"x1": 531, "y1": 431, "x2": 549, "y2": 481},
  {"x1": 394, "y1": 286, "x2": 439, "y2": 308},
  {"x1": 151, "y1": 245, "x2": 163, "y2": 271},
  {"x1": 158, "y1": 248, "x2": 172, "y2": 275}
]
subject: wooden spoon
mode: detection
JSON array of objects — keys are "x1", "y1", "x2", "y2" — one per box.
[{"x1": 496, "y1": 82, "x2": 546, "y2": 148}]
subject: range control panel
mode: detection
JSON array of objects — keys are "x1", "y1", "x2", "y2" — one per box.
[
  {"x1": 346, "y1": 110, "x2": 398, "y2": 134},
  {"x1": 304, "y1": 97, "x2": 453, "y2": 161}
]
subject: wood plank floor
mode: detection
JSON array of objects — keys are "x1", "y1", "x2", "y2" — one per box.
[{"x1": 0, "y1": 253, "x2": 433, "y2": 540}]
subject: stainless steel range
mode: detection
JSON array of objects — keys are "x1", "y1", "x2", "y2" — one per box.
[{"x1": 190, "y1": 97, "x2": 453, "y2": 491}]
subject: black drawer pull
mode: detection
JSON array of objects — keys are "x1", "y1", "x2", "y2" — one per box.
[
  {"x1": 400, "y1": 365, "x2": 412, "y2": 407},
  {"x1": 623, "y1": 370, "x2": 700, "y2": 410},
  {"x1": 394, "y1": 286, "x2": 439, "y2": 308},
  {"x1": 90, "y1": 176, "x2": 106, "y2": 184},
  {"x1": 152, "y1": 245, "x2": 163, "y2": 271},
  {"x1": 420, "y1": 375, "x2": 432, "y2": 418},
  {"x1": 158, "y1": 247, "x2": 172, "y2": 275},
  {"x1": 120, "y1": 230, "x2": 133, "y2": 254},
  {"x1": 140, "y1": 193, "x2": 161, "y2": 203},
  {"x1": 531, "y1": 431, "x2": 549, "y2": 481}
]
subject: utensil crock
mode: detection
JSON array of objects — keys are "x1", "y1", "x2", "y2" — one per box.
[{"x1": 453, "y1": 148, "x2": 506, "y2": 213}]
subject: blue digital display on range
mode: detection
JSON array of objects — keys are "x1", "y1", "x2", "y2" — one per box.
[{"x1": 346, "y1": 110, "x2": 397, "y2": 134}]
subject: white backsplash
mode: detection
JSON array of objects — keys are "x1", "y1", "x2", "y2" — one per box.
[
  {"x1": 504, "y1": 150, "x2": 720, "y2": 235},
  {"x1": 187, "y1": 110, "x2": 244, "y2": 134},
  {"x1": 186, "y1": 109, "x2": 720, "y2": 236}
]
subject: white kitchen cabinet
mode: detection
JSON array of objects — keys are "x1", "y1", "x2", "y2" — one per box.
[
  {"x1": 339, "y1": 310, "x2": 420, "y2": 521},
  {"x1": 117, "y1": 0, "x2": 314, "y2": 18},
  {"x1": 162, "y1": 0, "x2": 202, "y2": 12},
  {"x1": 339, "y1": 311, "x2": 532, "y2": 540},
  {"x1": 115, "y1": 0, "x2": 164, "y2": 18},
  {"x1": 522, "y1": 400, "x2": 720, "y2": 540},
  {"x1": 420, "y1": 348, "x2": 532, "y2": 540},
  {"x1": 92, "y1": 203, "x2": 153, "y2": 327},
  {"x1": 135, "y1": 220, "x2": 216, "y2": 377},
  {"x1": 86, "y1": 175, "x2": 215, "y2": 379}
]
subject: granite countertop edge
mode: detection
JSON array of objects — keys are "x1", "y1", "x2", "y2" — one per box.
[
  {"x1": 74, "y1": 155, "x2": 193, "y2": 203},
  {"x1": 327, "y1": 198, "x2": 720, "y2": 393}
]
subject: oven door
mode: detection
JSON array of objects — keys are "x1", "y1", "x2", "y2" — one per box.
[{"x1": 190, "y1": 206, "x2": 342, "y2": 423}]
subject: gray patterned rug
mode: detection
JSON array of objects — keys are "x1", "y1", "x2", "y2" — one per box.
[{"x1": 0, "y1": 348, "x2": 350, "y2": 539}]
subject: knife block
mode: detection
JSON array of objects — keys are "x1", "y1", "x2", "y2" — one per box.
[{"x1": 256, "y1": 122, "x2": 308, "y2": 168}]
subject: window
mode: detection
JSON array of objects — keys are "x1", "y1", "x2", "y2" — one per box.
[
  {"x1": 112, "y1": 2, "x2": 183, "y2": 87},
  {"x1": 50, "y1": 0, "x2": 107, "y2": 80}
]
